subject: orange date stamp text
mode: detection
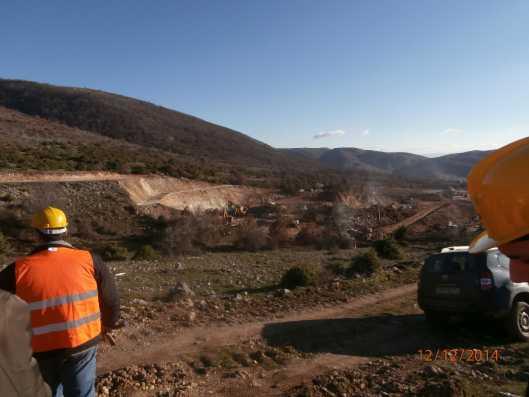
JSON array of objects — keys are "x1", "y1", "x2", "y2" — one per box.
[{"x1": 417, "y1": 348, "x2": 502, "y2": 363}]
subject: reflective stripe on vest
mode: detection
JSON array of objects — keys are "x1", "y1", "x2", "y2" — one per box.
[
  {"x1": 33, "y1": 312, "x2": 101, "y2": 336},
  {"x1": 15, "y1": 247, "x2": 102, "y2": 353},
  {"x1": 28, "y1": 289, "x2": 98, "y2": 311}
]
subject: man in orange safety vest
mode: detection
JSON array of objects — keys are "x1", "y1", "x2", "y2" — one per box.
[{"x1": 0, "y1": 207, "x2": 120, "y2": 397}]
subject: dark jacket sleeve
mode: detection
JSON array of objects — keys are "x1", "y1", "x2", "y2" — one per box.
[
  {"x1": 0, "y1": 291, "x2": 51, "y2": 397},
  {"x1": 91, "y1": 253, "x2": 120, "y2": 328},
  {"x1": 0, "y1": 263, "x2": 16, "y2": 294}
]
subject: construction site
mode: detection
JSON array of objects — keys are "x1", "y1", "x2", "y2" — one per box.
[
  {"x1": 0, "y1": 170, "x2": 526, "y2": 397},
  {"x1": 0, "y1": 171, "x2": 480, "y2": 259}
]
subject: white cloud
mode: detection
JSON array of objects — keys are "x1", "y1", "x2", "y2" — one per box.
[
  {"x1": 313, "y1": 129, "x2": 345, "y2": 139},
  {"x1": 442, "y1": 128, "x2": 464, "y2": 135},
  {"x1": 361, "y1": 129, "x2": 370, "y2": 136}
]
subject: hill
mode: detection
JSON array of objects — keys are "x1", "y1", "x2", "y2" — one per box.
[
  {"x1": 285, "y1": 147, "x2": 331, "y2": 161},
  {"x1": 396, "y1": 150, "x2": 493, "y2": 181},
  {"x1": 285, "y1": 147, "x2": 492, "y2": 181},
  {"x1": 0, "y1": 79, "x2": 491, "y2": 184},
  {"x1": 0, "y1": 106, "x2": 224, "y2": 180},
  {"x1": 318, "y1": 148, "x2": 426, "y2": 173},
  {"x1": 0, "y1": 79, "x2": 318, "y2": 176}
]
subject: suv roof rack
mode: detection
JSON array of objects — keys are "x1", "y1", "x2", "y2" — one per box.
[
  {"x1": 440, "y1": 246, "x2": 498, "y2": 253},
  {"x1": 441, "y1": 246, "x2": 469, "y2": 253}
]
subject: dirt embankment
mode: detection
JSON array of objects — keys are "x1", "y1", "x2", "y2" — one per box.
[
  {"x1": 0, "y1": 171, "x2": 126, "y2": 183},
  {"x1": 119, "y1": 176, "x2": 265, "y2": 212},
  {"x1": 0, "y1": 172, "x2": 266, "y2": 213}
]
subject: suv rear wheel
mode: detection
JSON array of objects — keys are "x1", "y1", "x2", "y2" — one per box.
[
  {"x1": 506, "y1": 301, "x2": 529, "y2": 342},
  {"x1": 424, "y1": 310, "x2": 449, "y2": 328}
]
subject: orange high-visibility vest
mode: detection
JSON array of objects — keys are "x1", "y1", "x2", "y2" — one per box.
[{"x1": 15, "y1": 246, "x2": 101, "y2": 353}]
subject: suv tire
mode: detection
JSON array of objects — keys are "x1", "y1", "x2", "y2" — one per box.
[
  {"x1": 507, "y1": 301, "x2": 529, "y2": 342},
  {"x1": 424, "y1": 310, "x2": 448, "y2": 328}
]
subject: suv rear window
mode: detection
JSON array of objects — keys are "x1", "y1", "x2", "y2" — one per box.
[{"x1": 424, "y1": 252, "x2": 485, "y2": 273}]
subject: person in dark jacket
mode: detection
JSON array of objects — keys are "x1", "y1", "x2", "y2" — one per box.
[
  {"x1": 0, "y1": 207, "x2": 120, "y2": 397},
  {"x1": 0, "y1": 289, "x2": 51, "y2": 397}
]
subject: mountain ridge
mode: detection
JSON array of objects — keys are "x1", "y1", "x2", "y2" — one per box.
[
  {"x1": 0, "y1": 78, "x2": 492, "y2": 183},
  {"x1": 285, "y1": 147, "x2": 492, "y2": 181}
]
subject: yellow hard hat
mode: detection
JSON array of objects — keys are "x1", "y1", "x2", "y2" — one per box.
[
  {"x1": 31, "y1": 207, "x2": 68, "y2": 235},
  {"x1": 468, "y1": 136, "x2": 529, "y2": 253}
]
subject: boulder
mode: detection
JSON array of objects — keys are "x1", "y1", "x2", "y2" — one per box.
[{"x1": 170, "y1": 281, "x2": 195, "y2": 297}]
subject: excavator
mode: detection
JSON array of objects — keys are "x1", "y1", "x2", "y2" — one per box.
[{"x1": 223, "y1": 201, "x2": 248, "y2": 225}]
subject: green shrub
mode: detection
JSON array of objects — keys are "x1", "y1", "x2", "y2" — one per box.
[
  {"x1": 101, "y1": 244, "x2": 129, "y2": 261},
  {"x1": 104, "y1": 160, "x2": 121, "y2": 171},
  {"x1": 156, "y1": 214, "x2": 222, "y2": 256},
  {"x1": 228, "y1": 170, "x2": 246, "y2": 186},
  {"x1": 325, "y1": 260, "x2": 348, "y2": 276},
  {"x1": 338, "y1": 237, "x2": 355, "y2": 249},
  {"x1": 0, "y1": 211, "x2": 25, "y2": 238},
  {"x1": 194, "y1": 215, "x2": 223, "y2": 248},
  {"x1": 159, "y1": 221, "x2": 195, "y2": 256},
  {"x1": 133, "y1": 244, "x2": 160, "y2": 260},
  {"x1": 234, "y1": 218, "x2": 268, "y2": 252},
  {"x1": 279, "y1": 176, "x2": 304, "y2": 195},
  {"x1": 296, "y1": 224, "x2": 322, "y2": 246},
  {"x1": 0, "y1": 232, "x2": 10, "y2": 257},
  {"x1": 0, "y1": 193, "x2": 14, "y2": 202},
  {"x1": 316, "y1": 232, "x2": 340, "y2": 251},
  {"x1": 316, "y1": 233, "x2": 354, "y2": 251},
  {"x1": 393, "y1": 226, "x2": 407, "y2": 241},
  {"x1": 348, "y1": 249, "x2": 380, "y2": 276},
  {"x1": 373, "y1": 238, "x2": 402, "y2": 260},
  {"x1": 280, "y1": 265, "x2": 319, "y2": 289},
  {"x1": 268, "y1": 218, "x2": 291, "y2": 249}
]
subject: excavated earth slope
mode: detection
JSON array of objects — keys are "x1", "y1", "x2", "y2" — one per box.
[
  {"x1": 118, "y1": 176, "x2": 265, "y2": 212},
  {"x1": 0, "y1": 172, "x2": 266, "y2": 213}
]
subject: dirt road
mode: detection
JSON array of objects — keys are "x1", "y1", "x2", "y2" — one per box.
[
  {"x1": 98, "y1": 284, "x2": 428, "y2": 395},
  {"x1": 381, "y1": 202, "x2": 448, "y2": 235},
  {"x1": 0, "y1": 171, "x2": 127, "y2": 183},
  {"x1": 98, "y1": 280, "x2": 521, "y2": 396},
  {"x1": 98, "y1": 270, "x2": 529, "y2": 397},
  {"x1": 98, "y1": 284, "x2": 417, "y2": 372}
]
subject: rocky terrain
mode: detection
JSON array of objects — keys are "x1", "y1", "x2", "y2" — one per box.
[{"x1": 93, "y1": 262, "x2": 529, "y2": 396}]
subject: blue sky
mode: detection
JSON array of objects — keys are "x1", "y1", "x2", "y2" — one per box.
[{"x1": 2, "y1": 1, "x2": 528, "y2": 155}]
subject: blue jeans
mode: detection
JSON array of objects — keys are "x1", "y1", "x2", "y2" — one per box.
[{"x1": 37, "y1": 346, "x2": 97, "y2": 397}]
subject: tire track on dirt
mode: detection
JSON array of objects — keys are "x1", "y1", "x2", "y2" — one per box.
[{"x1": 97, "y1": 283, "x2": 417, "y2": 374}]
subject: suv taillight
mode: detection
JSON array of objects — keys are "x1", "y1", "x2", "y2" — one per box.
[{"x1": 480, "y1": 271, "x2": 493, "y2": 290}]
